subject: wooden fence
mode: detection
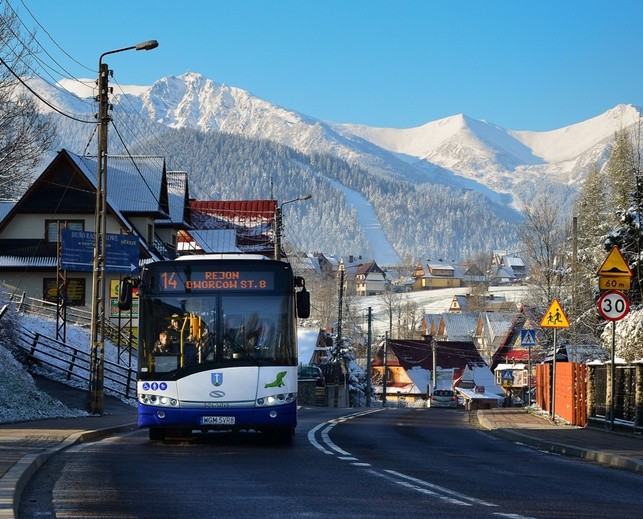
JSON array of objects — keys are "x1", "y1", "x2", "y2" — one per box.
[
  {"x1": 538, "y1": 361, "x2": 643, "y2": 429},
  {"x1": 536, "y1": 362, "x2": 587, "y2": 426}
]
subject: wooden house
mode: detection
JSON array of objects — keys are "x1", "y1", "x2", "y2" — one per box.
[{"x1": 0, "y1": 149, "x2": 186, "y2": 309}]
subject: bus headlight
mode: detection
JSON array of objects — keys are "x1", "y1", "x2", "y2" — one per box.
[
  {"x1": 255, "y1": 393, "x2": 296, "y2": 407},
  {"x1": 139, "y1": 394, "x2": 179, "y2": 407}
]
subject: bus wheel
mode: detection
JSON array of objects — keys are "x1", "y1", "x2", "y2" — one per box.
[{"x1": 149, "y1": 427, "x2": 166, "y2": 441}]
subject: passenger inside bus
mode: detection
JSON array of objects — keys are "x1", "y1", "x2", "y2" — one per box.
[{"x1": 166, "y1": 314, "x2": 183, "y2": 348}]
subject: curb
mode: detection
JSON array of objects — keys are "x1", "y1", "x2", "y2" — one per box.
[
  {"x1": 0, "y1": 422, "x2": 137, "y2": 519},
  {"x1": 476, "y1": 411, "x2": 643, "y2": 475}
]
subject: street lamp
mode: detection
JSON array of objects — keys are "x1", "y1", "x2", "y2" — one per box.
[
  {"x1": 273, "y1": 194, "x2": 311, "y2": 260},
  {"x1": 88, "y1": 39, "x2": 158, "y2": 415}
]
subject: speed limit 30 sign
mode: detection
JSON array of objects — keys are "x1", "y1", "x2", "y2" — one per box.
[{"x1": 598, "y1": 290, "x2": 630, "y2": 321}]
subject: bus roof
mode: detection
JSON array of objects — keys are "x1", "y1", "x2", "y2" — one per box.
[{"x1": 174, "y1": 254, "x2": 271, "y2": 261}]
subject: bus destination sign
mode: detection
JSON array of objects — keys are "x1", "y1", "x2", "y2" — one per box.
[{"x1": 159, "y1": 270, "x2": 274, "y2": 292}]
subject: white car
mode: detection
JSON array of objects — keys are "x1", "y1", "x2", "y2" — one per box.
[{"x1": 427, "y1": 389, "x2": 458, "y2": 408}]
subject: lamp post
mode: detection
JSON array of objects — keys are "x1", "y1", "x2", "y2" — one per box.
[
  {"x1": 273, "y1": 194, "x2": 311, "y2": 260},
  {"x1": 88, "y1": 39, "x2": 158, "y2": 414}
]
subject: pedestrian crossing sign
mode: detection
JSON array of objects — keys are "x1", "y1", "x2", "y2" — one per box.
[
  {"x1": 540, "y1": 299, "x2": 570, "y2": 329},
  {"x1": 520, "y1": 329, "x2": 536, "y2": 346}
]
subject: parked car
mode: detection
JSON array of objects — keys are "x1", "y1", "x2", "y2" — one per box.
[
  {"x1": 427, "y1": 389, "x2": 458, "y2": 408},
  {"x1": 297, "y1": 364, "x2": 325, "y2": 387}
]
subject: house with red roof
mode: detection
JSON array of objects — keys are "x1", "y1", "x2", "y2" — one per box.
[{"x1": 181, "y1": 199, "x2": 276, "y2": 256}]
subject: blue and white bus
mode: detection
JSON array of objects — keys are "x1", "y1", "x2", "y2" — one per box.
[{"x1": 120, "y1": 254, "x2": 309, "y2": 443}]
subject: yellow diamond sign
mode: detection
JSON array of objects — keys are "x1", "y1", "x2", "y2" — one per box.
[{"x1": 540, "y1": 299, "x2": 570, "y2": 329}]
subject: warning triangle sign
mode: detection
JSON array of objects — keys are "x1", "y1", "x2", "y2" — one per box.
[
  {"x1": 597, "y1": 246, "x2": 632, "y2": 277},
  {"x1": 540, "y1": 299, "x2": 570, "y2": 329}
]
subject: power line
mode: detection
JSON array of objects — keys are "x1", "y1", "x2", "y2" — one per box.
[
  {"x1": 17, "y1": 0, "x2": 94, "y2": 73},
  {"x1": 0, "y1": 56, "x2": 94, "y2": 123},
  {"x1": 2, "y1": 1, "x2": 93, "y2": 109}
]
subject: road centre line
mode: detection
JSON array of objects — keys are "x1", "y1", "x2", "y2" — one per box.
[
  {"x1": 308, "y1": 410, "x2": 507, "y2": 509},
  {"x1": 366, "y1": 469, "x2": 472, "y2": 506},
  {"x1": 384, "y1": 470, "x2": 498, "y2": 507}
]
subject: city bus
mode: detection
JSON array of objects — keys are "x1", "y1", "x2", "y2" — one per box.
[{"x1": 119, "y1": 254, "x2": 309, "y2": 443}]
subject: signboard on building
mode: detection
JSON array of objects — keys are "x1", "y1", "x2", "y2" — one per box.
[{"x1": 61, "y1": 230, "x2": 139, "y2": 273}]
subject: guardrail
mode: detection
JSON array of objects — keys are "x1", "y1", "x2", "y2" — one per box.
[
  {"x1": 14, "y1": 328, "x2": 137, "y2": 400},
  {"x1": 7, "y1": 290, "x2": 136, "y2": 355}
]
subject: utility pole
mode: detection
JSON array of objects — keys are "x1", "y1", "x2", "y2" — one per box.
[
  {"x1": 382, "y1": 331, "x2": 388, "y2": 406},
  {"x1": 273, "y1": 205, "x2": 282, "y2": 260},
  {"x1": 273, "y1": 194, "x2": 311, "y2": 260},
  {"x1": 88, "y1": 40, "x2": 158, "y2": 415},
  {"x1": 88, "y1": 60, "x2": 110, "y2": 414},
  {"x1": 336, "y1": 262, "x2": 344, "y2": 358},
  {"x1": 432, "y1": 338, "x2": 437, "y2": 390},
  {"x1": 366, "y1": 306, "x2": 372, "y2": 407}
]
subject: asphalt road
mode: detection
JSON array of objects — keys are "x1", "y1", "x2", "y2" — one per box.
[{"x1": 19, "y1": 407, "x2": 642, "y2": 519}]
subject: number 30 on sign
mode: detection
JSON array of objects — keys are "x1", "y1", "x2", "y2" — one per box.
[{"x1": 598, "y1": 290, "x2": 630, "y2": 321}]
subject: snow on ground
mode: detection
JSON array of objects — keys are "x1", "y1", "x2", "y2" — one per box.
[
  {"x1": 0, "y1": 312, "x2": 138, "y2": 424},
  {"x1": 329, "y1": 180, "x2": 402, "y2": 266}
]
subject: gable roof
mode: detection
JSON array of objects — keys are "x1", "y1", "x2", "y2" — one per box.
[
  {"x1": 156, "y1": 170, "x2": 190, "y2": 228},
  {"x1": 190, "y1": 200, "x2": 276, "y2": 224},
  {"x1": 356, "y1": 261, "x2": 384, "y2": 276},
  {"x1": 388, "y1": 339, "x2": 488, "y2": 372},
  {"x1": 0, "y1": 149, "x2": 169, "y2": 267},
  {"x1": 74, "y1": 153, "x2": 169, "y2": 217},
  {"x1": 440, "y1": 313, "x2": 479, "y2": 342}
]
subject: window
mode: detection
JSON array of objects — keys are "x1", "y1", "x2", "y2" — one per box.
[{"x1": 45, "y1": 220, "x2": 84, "y2": 243}]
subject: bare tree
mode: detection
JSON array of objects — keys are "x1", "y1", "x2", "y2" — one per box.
[
  {"x1": 0, "y1": 5, "x2": 55, "y2": 198},
  {"x1": 519, "y1": 194, "x2": 571, "y2": 310}
]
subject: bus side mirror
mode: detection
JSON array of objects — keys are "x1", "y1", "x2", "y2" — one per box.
[
  {"x1": 118, "y1": 277, "x2": 133, "y2": 311},
  {"x1": 294, "y1": 276, "x2": 310, "y2": 318},
  {"x1": 296, "y1": 288, "x2": 310, "y2": 319}
]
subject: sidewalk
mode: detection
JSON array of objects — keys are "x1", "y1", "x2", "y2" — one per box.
[
  {"x1": 476, "y1": 407, "x2": 643, "y2": 474},
  {"x1": 0, "y1": 388, "x2": 137, "y2": 519}
]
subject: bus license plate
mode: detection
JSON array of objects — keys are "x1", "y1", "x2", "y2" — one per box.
[{"x1": 201, "y1": 416, "x2": 235, "y2": 425}]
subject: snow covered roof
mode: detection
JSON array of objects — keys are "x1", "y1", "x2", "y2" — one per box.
[
  {"x1": 74, "y1": 154, "x2": 168, "y2": 216},
  {"x1": 441, "y1": 313, "x2": 478, "y2": 342},
  {"x1": 0, "y1": 201, "x2": 15, "y2": 225},
  {"x1": 157, "y1": 170, "x2": 190, "y2": 227},
  {"x1": 182, "y1": 229, "x2": 241, "y2": 253}
]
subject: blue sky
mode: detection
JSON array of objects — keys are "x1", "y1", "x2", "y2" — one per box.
[{"x1": 14, "y1": 0, "x2": 643, "y2": 131}]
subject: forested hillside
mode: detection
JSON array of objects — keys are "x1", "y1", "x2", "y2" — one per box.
[{"x1": 133, "y1": 128, "x2": 523, "y2": 260}]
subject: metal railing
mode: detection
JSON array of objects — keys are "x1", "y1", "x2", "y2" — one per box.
[
  {"x1": 13, "y1": 328, "x2": 137, "y2": 400},
  {"x1": 7, "y1": 290, "x2": 136, "y2": 354}
]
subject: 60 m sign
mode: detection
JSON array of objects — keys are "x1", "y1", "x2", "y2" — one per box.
[{"x1": 598, "y1": 290, "x2": 630, "y2": 321}]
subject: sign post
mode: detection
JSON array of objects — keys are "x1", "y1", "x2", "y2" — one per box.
[
  {"x1": 521, "y1": 329, "x2": 536, "y2": 406},
  {"x1": 596, "y1": 247, "x2": 632, "y2": 431},
  {"x1": 597, "y1": 290, "x2": 630, "y2": 430},
  {"x1": 540, "y1": 299, "x2": 570, "y2": 420}
]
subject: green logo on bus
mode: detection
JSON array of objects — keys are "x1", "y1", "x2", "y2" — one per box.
[{"x1": 265, "y1": 371, "x2": 287, "y2": 388}]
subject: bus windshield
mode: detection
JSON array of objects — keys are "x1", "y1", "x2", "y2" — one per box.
[{"x1": 139, "y1": 292, "x2": 295, "y2": 376}]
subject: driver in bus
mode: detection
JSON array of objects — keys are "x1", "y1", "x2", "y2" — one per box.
[{"x1": 152, "y1": 330, "x2": 174, "y2": 355}]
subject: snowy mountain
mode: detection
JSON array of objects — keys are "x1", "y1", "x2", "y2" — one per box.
[{"x1": 24, "y1": 73, "x2": 643, "y2": 262}]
